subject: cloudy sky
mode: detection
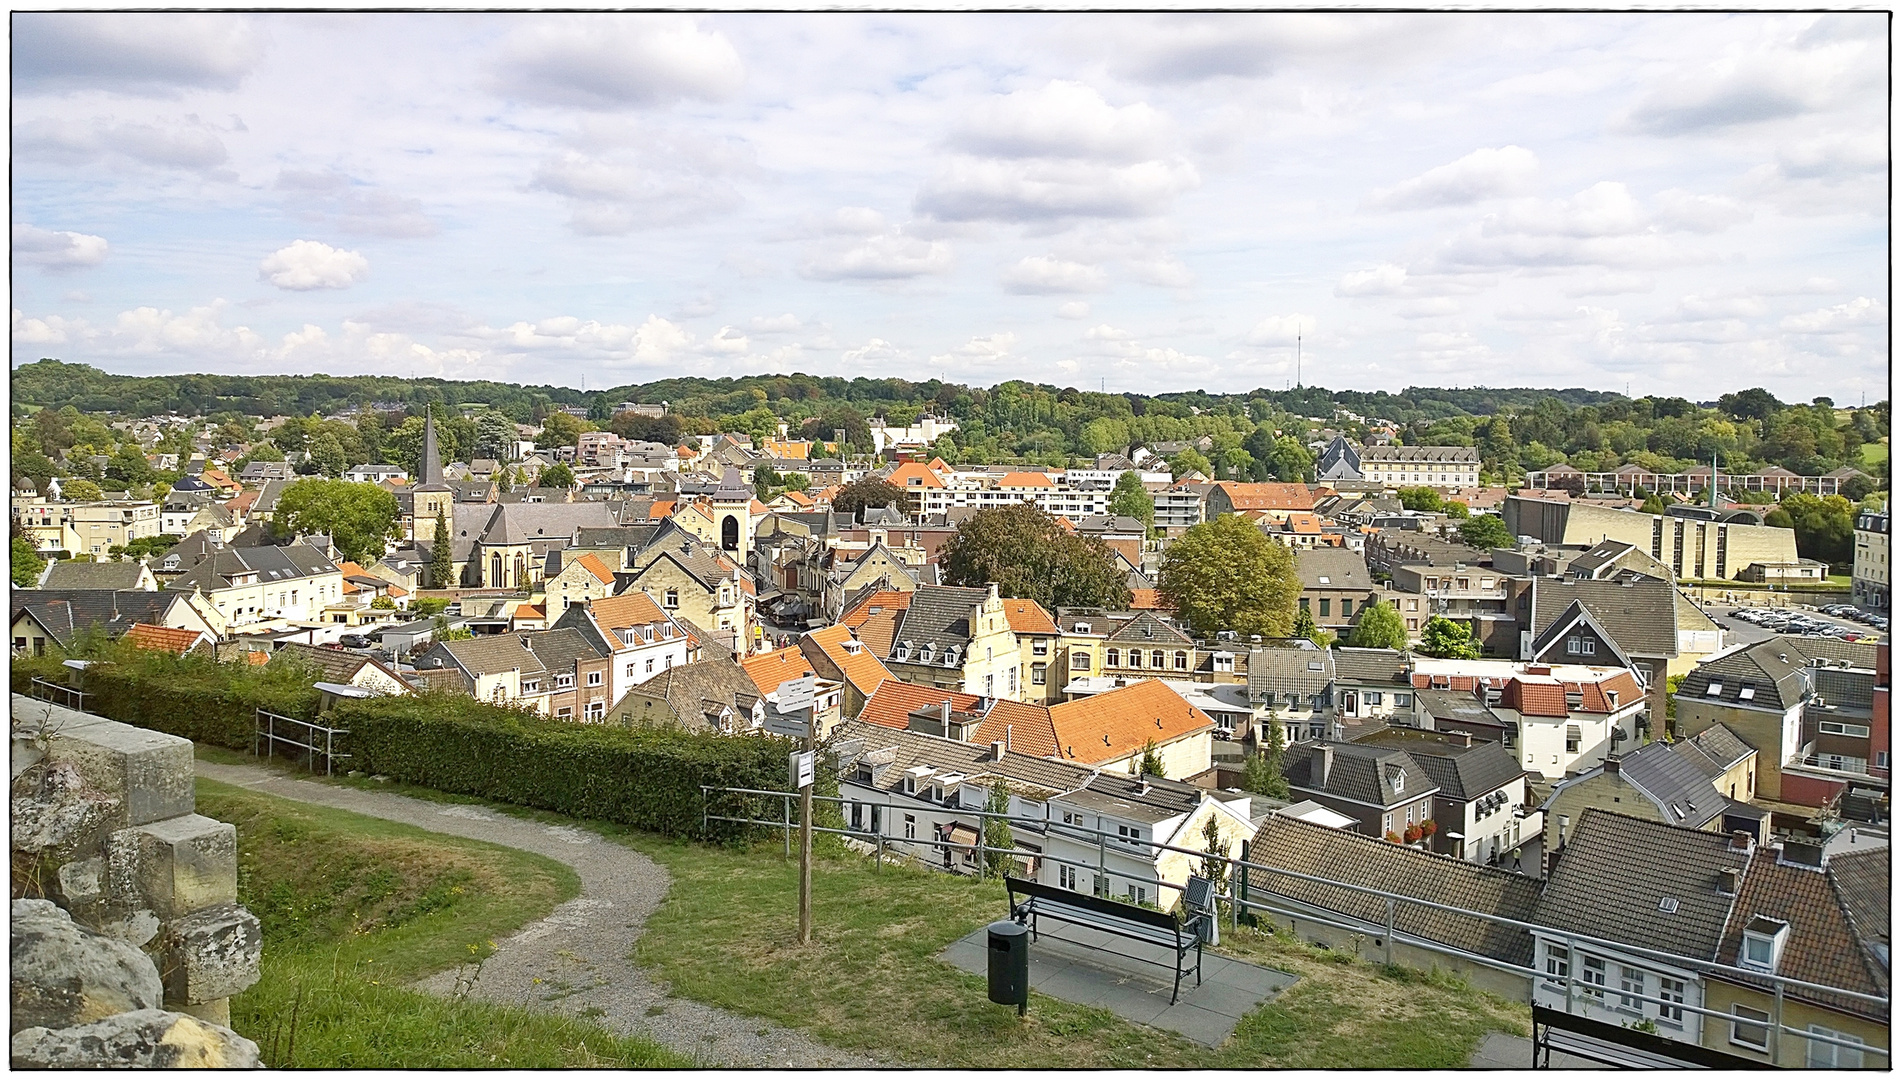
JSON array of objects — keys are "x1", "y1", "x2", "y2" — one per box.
[{"x1": 10, "y1": 12, "x2": 1889, "y2": 402}]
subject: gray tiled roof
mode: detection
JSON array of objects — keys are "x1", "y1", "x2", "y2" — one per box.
[
  {"x1": 1104, "y1": 610, "x2": 1193, "y2": 646},
  {"x1": 1829, "y1": 848, "x2": 1890, "y2": 999},
  {"x1": 1713, "y1": 846, "x2": 1890, "y2": 1017},
  {"x1": 525, "y1": 627, "x2": 608, "y2": 675},
  {"x1": 1684, "y1": 722, "x2": 1753, "y2": 772},
  {"x1": 1534, "y1": 809, "x2": 1748, "y2": 959},
  {"x1": 165, "y1": 542, "x2": 339, "y2": 594},
  {"x1": 1676, "y1": 640, "x2": 1813, "y2": 712},
  {"x1": 618, "y1": 656, "x2": 760, "y2": 732},
  {"x1": 1245, "y1": 815, "x2": 1541, "y2": 966},
  {"x1": 1379, "y1": 739, "x2": 1524, "y2": 802},
  {"x1": 1612, "y1": 738, "x2": 1727, "y2": 829},
  {"x1": 1294, "y1": 547, "x2": 1375, "y2": 591},
  {"x1": 1812, "y1": 666, "x2": 1875, "y2": 714},
  {"x1": 1284, "y1": 741, "x2": 1436, "y2": 809},
  {"x1": 1528, "y1": 578, "x2": 1680, "y2": 659},
  {"x1": 1331, "y1": 647, "x2": 1412, "y2": 687},
  {"x1": 10, "y1": 589, "x2": 183, "y2": 647},
  {"x1": 422, "y1": 634, "x2": 548, "y2": 680},
  {"x1": 1358, "y1": 445, "x2": 1481, "y2": 462},
  {"x1": 831, "y1": 717, "x2": 1093, "y2": 798},
  {"x1": 1248, "y1": 645, "x2": 1334, "y2": 700},
  {"x1": 40, "y1": 560, "x2": 150, "y2": 591},
  {"x1": 892, "y1": 585, "x2": 990, "y2": 649}
]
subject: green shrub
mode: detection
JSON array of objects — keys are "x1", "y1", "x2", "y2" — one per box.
[{"x1": 333, "y1": 694, "x2": 794, "y2": 841}]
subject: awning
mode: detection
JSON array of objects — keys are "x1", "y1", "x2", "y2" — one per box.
[{"x1": 942, "y1": 822, "x2": 980, "y2": 846}]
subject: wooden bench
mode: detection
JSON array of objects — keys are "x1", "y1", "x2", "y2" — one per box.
[{"x1": 1004, "y1": 875, "x2": 1203, "y2": 1004}]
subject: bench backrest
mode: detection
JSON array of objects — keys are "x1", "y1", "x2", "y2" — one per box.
[{"x1": 1005, "y1": 874, "x2": 1179, "y2": 932}]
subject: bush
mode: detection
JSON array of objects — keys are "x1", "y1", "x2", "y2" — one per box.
[
  {"x1": 13, "y1": 642, "x2": 319, "y2": 750},
  {"x1": 333, "y1": 694, "x2": 795, "y2": 842}
]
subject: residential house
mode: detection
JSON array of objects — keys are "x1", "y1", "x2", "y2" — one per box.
[
  {"x1": 1520, "y1": 574, "x2": 1720, "y2": 724},
  {"x1": 1356, "y1": 445, "x2": 1481, "y2": 488},
  {"x1": 238, "y1": 461, "x2": 294, "y2": 484},
  {"x1": 600, "y1": 656, "x2": 763, "y2": 733},
  {"x1": 1331, "y1": 647, "x2": 1416, "y2": 728},
  {"x1": 550, "y1": 591, "x2": 698, "y2": 706},
  {"x1": 1409, "y1": 657, "x2": 1646, "y2": 780},
  {"x1": 163, "y1": 542, "x2": 345, "y2": 634},
  {"x1": 1098, "y1": 611, "x2": 1201, "y2": 685},
  {"x1": 11, "y1": 589, "x2": 220, "y2": 655},
  {"x1": 270, "y1": 642, "x2": 412, "y2": 697},
  {"x1": 544, "y1": 552, "x2": 619, "y2": 620},
  {"x1": 1153, "y1": 481, "x2": 1214, "y2": 538},
  {"x1": 1541, "y1": 728, "x2": 1763, "y2": 858},
  {"x1": 1047, "y1": 678, "x2": 1217, "y2": 780},
  {"x1": 622, "y1": 534, "x2": 756, "y2": 656},
  {"x1": 1060, "y1": 677, "x2": 1258, "y2": 743},
  {"x1": 67, "y1": 501, "x2": 163, "y2": 557},
  {"x1": 1852, "y1": 510, "x2": 1888, "y2": 611},
  {"x1": 1294, "y1": 547, "x2": 1382, "y2": 636},
  {"x1": 343, "y1": 464, "x2": 408, "y2": 484},
  {"x1": 1351, "y1": 727, "x2": 1540, "y2": 867},
  {"x1": 883, "y1": 584, "x2": 1023, "y2": 700},
  {"x1": 40, "y1": 560, "x2": 157, "y2": 592},
  {"x1": 1203, "y1": 482, "x2": 1314, "y2": 522},
  {"x1": 738, "y1": 646, "x2": 844, "y2": 739},
  {"x1": 412, "y1": 629, "x2": 611, "y2": 719},
  {"x1": 1247, "y1": 643, "x2": 1336, "y2": 743},
  {"x1": 797, "y1": 624, "x2": 893, "y2": 719},
  {"x1": 1283, "y1": 740, "x2": 1440, "y2": 841},
  {"x1": 121, "y1": 622, "x2": 216, "y2": 657}
]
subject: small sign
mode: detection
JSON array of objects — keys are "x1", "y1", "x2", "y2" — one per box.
[
  {"x1": 776, "y1": 675, "x2": 816, "y2": 713},
  {"x1": 764, "y1": 712, "x2": 811, "y2": 740},
  {"x1": 789, "y1": 749, "x2": 816, "y2": 790}
]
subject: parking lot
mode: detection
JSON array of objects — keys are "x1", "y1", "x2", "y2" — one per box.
[{"x1": 1709, "y1": 603, "x2": 1887, "y2": 647}]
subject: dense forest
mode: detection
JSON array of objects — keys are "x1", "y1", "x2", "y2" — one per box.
[{"x1": 9, "y1": 359, "x2": 1889, "y2": 492}]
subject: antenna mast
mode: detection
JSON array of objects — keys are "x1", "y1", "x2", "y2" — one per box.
[{"x1": 1296, "y1": 332, "x2": 1302, "y2": 389}]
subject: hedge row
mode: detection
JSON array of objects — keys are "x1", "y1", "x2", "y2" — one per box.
[
  {"x1": 12, "y1": 651, "x2": 319, "y2": 751},
  {"x1": 331, "y1": 695, "x2": 796, "y2": 841}
]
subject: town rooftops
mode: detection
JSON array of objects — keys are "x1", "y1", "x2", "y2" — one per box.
[
  {"x1": 1712, "y1": 846, "x2": 1889, "y2": 1019},
  {"x1": 122, "y1": 622, "x2": 209, "y2": 655},
  {"x1": 1535, "y1": 809, "x2": 1751, "y2": 960},
  {"x1": 856, "y1": 680, "x2": 1060, "y2": 759},
  {"x1": 1284, "y1": 740, "x2": 1438, "y2": 809},
  {"x1": 799, "y1": 624, "x2": 893, "y2": 698},
  {"x1": 40, "y1": 560, "x2": 152, "y2": 591},
  {"x1": 1213, "y1": 482, "x2": 1315, "y2": 511},
  {"x1": 1294, "y1": 547, "x2": 1375, "y2": 590},
  {"x1": 1048, "y1": 679, "x2": 1213, "y2": 765},
  {"x1": 1331, "y1": 647, "x2": 1412, "y2": 686},
  {"x1": 1001, "y1": 598, "x2": 1060, "y2": 636},
  {"x1": 1350, "y1": 729, "x2": 1526, "y2": 801},
  {"x1": 891, "y1": 585, "x2": 992, "y2": 650},
  {"x1": 831, "y1": 717, "x2": 1092, "y2": 800},
  {"x1": 1247, "y1": 643, "x2": 1335, "y2": 700},
  {"x1": 1527, "y1": 577, "x2": 1681, "y2": 660}
]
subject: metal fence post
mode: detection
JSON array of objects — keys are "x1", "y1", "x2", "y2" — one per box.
[
  {"x1": 783, "y1": 794, "x2": 792, "y2": 858},
  {"x1": 1384, "y1": 897, "x2": 1396, "y2": 966},
  {"x1": 1771, "y1": 980, "x2": 1784, "y2": 1065},
  {"x1": 875, "y1": 830, "x2": 884, "y2": 872}
]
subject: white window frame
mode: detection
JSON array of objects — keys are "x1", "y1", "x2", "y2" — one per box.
[
  {"x1": 1807, "y1": 1024, "x2": 1864, "y2": 1068},
  {"x1": 1580, "y1": 954, "x2": 1607, "y2": 1000},
  {"x1": 1729, "y1": 1005, "x2": 1770, "y2": 1051},
  {"x1": 1656, "y1": 976, "x2": 1685, "y2": 1028},
  {"x1": 1617, "y1": 966, "x2": 1646, "y2": 1013},
  {"x1": 1820, "y1": 720, "x2": 1871, "y2": 738}
]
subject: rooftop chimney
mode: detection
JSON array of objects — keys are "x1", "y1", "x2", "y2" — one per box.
[
  {"x1": 1719, "y1": 866, "x2": 1741, "y2": 896},
  {"x1": 1313, "y1": 743, "x2": 1333, "y2": 787},
  {"x1": 990, "y1": 740, "x2": 1006, "y2": 762},
  {"x1": 987, "y1": 582, "x2": 999, "y2": 602},
  {"x1": 1604, "y1": 756, "x2": 1620, "y2": 777},
  {"x1": 1729, "y1": 831, "x2": 1754, "y2": 853},
  {"x1": 1780, "y1": 836, "x2": 1828, "y2": 869}
]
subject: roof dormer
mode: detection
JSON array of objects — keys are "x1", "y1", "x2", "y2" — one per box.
[{"x1": 1739, "y1": 916, "x2": 1790, "y2": 974}]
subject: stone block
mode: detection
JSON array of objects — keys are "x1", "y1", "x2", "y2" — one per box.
[
  {"x1": 107, "y1": 816, "x2": 237, "y2": 922},
  {"x1": 53, "y1": 857, "x2": 106, "y2": 908},
  {"x1": 11, "y1": 1008, "x2": 261, "y2": 1069},
  {"x1": 154, "y1": 904, "x2": 262, "y2": 1005},
  {"x1": 10, "y1": 899, "x2": 163, "y2": 1034},
  {"x1": 48, "y1": 720, "x2": 194, "y2": 827}
]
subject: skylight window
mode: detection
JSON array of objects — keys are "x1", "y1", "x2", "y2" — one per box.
[
  {"x1": 1705, "y1": 681, "x2": 1724, "y2": 697},
  {"x1": 1738, "y1": 685, "x2": 1756, "y2": 701}
]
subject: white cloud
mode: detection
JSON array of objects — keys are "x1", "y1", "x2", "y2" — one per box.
[
  {"x1": 916, "y1": 156, "x2": 1199, "y2": 224},
  {"x1": 1395, "y1": 298, "x2": 1460, "y2": 319},
  {"x1": 800, "y1": 232, "x2": 952, "y2": 281},
  {"x1": 13, "y1": 118, "x2": 229, "y2": 172},
  {"x1": 1125, "y1": 254, "x2": 1193, "y2": 288},
  {"x1": 1651, "y1": 190, "x2": 1751, "y2": 234},
  {"x1": 1336, "y1": 263, "x2": 1408, "y2": 297},
  {"x1": 1002, "y1": 256, "x2": 1107, "y2": 294},
  {"x1": 1055, "y1": 301, "x2": 1091, "y2": 319},
  {"x1": 953, "y1": 81, "x2": 1170, "y2": 163},
  {"x1": 12, "y1": 223, "x2": 109, "y2": 272},
  {"x1": 1085, "y1": 324, "x2": 1133, "y2": 341},
  {"x1": 490, "y1": 16, "x2": 743, "y2": 109},
  {"x1": 1624, "y1": 36, "x2": 1875, "y2": 136},
  {"x1": 528, "y1": 151, "x2": 744, "y2": 235},
  {"x1": 1364, "y1": 146, "x2": 1538, "y2": 211},
  {"x1": 1105, "y1": 13, "x2": 1446, "y2": 85},
  {"x1": 1244, "y1": 314, "x2": 1312, "y2": 345},
  {"x1": 258, "y1": 240, "x2": 369, "y2": 291},
  {"x1": 13, "y1": 13, "x2": 262, "y2": 95},
  {"x1": 1780, "y1": 297, "x2": 1885, "y2": 333},
  {"x1": 842, "y1": 338, "x2": 904, "y2": 364},
  {"x1": 749, "y1": 313, "x2": 803, "y2": 333},
  {"x1": 1565, "y1": 274, "x2": 1655, "y2": 297},
  {"x1": 276, "y1": 170, "x2": 437, "y2": 239}
]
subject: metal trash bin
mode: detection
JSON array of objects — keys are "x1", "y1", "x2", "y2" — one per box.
[{"x1": 987, "y1": 919, "x2": 1030, "y2": 1014}]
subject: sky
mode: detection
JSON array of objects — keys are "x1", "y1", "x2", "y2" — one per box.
[{"x1": 9, "y1": 11, "x2": 1890, "y2": 403}]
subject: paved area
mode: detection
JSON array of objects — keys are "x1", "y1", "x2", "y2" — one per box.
[
  {"x1": 195, "y1": 759, "x2": 877, "y2": 1068},
  {"x1": 1469, "y1": 1030, "x2": 1605, "y2": 1069},
  {"x1": 940, "y1": 921, "x2": 1297, "y2": 1048}
]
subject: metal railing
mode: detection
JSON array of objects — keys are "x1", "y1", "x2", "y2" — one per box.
[
  {"x1": 27, "y1": 677, "x2": 87, "y2": 712},
  {"x1": 255, "y1": 709, "x2": 350, "y2": 776},
  {"x1": 702, "y1": 782, "x2": 1889, "y2": 1065}
]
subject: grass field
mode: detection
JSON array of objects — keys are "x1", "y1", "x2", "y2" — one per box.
[
  {"x1": 197, "y1": 778, "x2": 687, "y2": 1068},
  {"x1": 1861, "y1": 441, "x2": 1888, "y2": 474},
  {"x1": 624, "y1": 836, "x2": 1529, "y2": 1067}
]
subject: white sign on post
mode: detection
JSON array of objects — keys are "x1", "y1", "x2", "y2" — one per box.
[
  {"x1": 788, "y1": 749, "x2": 816, "y2": 790},
  {"x1": 776, "y1": 675, "x2": 816, "y2": 714}
]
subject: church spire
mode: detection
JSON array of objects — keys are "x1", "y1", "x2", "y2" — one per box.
[{"x1": 420, "y1": 405, "x2": 446, "y2": 489}]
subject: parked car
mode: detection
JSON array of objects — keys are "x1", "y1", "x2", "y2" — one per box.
[{"x1": 338, "y1": 633, "x2": 372, "y2": 649}]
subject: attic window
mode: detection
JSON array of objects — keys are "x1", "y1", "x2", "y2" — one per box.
[
  {"x1": 1307, "y1": 661, "x2": 1323, "y2": 671},
  {"x1": 1737, "y1": 684, "x2": 1755, "y2": 701},
  {"x1": 1658, "y1": 897, "x2": 1679, "y2": 913},
  {"x1": 1705, "y1": 681, "x2": 1724, "y2": 697},
  {"x1": 1318, "y1": 575, "x2": 1330, "y2": 584}
]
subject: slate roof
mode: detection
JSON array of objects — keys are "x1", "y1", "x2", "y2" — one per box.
[
  {"x1": 1359, "y1": 445, "x2": 1481, "y2": 462},
  {"x1": 165, "y1": 542, "x2": 340, "y2": 593},
  {"x1": 891, "y1": 585, "x2": 990, "y2": 650},
  {"x1": 1331, "y1": 647, "x2": 1412, "y2": 687},
  {"x1": 40, "y1": 560, "x2": 151, "y2": 591},
  {"x1": 1829, "y1": 848, "x2": 1890, "y2": 1000},
  {"x1": 1247, "y1": 645, "x2": 1335, "y2": 701},
  {"x1": 1609, "y1": 738, "x2": 1728, "y2": 829},
  {"x1": 572, "y1": 525, "x2": 660, "y2": 551},
  {"x1": 422, "y1": 634, "x2": 548, "y2": 680},
  {"x1": 1245, "y1": 815, "x2": 1542, "y2": 966},
  {"x1": 1284, "y1": 740, "x2": 1436, "y2": 809},
  {"x1": 1527, "y1": 577, "x2": 1680, "y2": 659},
  {"x1": 1353, "y1": 734, "x2": 1526, "y2": 801},
  {"x1": 1295, "y1": 547, "x2": 1376, "y2": 591},
  {"x1": 1681, "y1": 723, "x2": 1754, "y2": 772},
  {"x1": 1712, "y1": 846, "x2": 1890, "y2": 1018},
  {"x1": 1104, "y1": 610, "x2": 1193, "y2": 646},
  {"x1": 1676, "y1": 639, "x2": 1815, "y2": 712},
  {"x1": 1535, "y1": 809, "x2": 1750, "y2": 959},
  {"x1": 614, "y1": 656, "x2": 760, "y2": 733}
]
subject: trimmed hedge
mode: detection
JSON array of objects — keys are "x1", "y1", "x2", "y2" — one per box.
[
  {"x1": 11, "y1": 650, "x2": 319, "y2": 751},
  {"x1": 332, "y1": 695, "x2": 795, "y2": 841}
]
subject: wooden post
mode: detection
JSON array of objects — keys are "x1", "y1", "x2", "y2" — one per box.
[{"x1": 799, "y1": 708, "x2": 814, "y2": 945}]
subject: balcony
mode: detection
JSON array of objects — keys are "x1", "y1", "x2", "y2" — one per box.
[{"x1": 1788, "y1": 749, "x2": 1889, "y2": 784}]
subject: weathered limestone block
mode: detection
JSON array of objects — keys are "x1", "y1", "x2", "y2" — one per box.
[
  {"x1": 106, "y1": 816, "x2": 237, "y2": 922},
  {"x1": 9, "y1": 900, "x2": 163, "y2": 1034},
  {"x1": 54, "y1": 856, "x2": 107, "y2": 908},
  {"x1": 154, "y1": 904, "x2": 262, "y2": 1005},
  {"x1": 47, "y1": 721, "x2": 194, "y2": 827},
  {"x1": 11, "y1": 1009, "x2": 261, "y2": 1069}
]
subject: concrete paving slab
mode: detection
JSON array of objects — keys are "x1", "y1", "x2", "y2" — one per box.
[{"x1": 1469, "y1": 1031, "x2": 1606, "y2": 1069}]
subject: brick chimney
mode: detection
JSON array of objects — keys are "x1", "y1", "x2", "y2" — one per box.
[
  {"x1": 1604, "y1": 755, "x2": 1620, "y2": 777},
  {"x1": 1313, "y1": 743, "x2": 1333, "y2": 788}
]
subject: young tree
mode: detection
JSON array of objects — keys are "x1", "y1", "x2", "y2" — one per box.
[
  {"x1": 830, "y1": 477, "x2": 905, "y2": 521},
  {"x1": 1171, "y1": 447, "x2": 1213, "y2": 479},
  {"x1": 273, "y1": 479, "x2": 401, "y2": 565},
  {"x1": 1397, "y1": 486, "x2": 1443, "y2": 513},
  {"x1": 1442, "y1": 500, "x2": 1470, "y2": 519},
  {"x1": 430, "y1": 510, "x2": 454, "y2": 588},
  {"x1": 61, "y1": 479, "x2": 104, "y2": 503},
  {"x1": 1197, "y1": 813, "x2": 1231, "y2": 908},
  {"x1": 535, "y1": 410, "x2": 590, "y2": 449},
  {"x1": 982, "y1": 779, "x2": 1014, "y2": 879},
  {"x1": 1158, "y1": 514, "x2": 1299, "y2": 638},
  {"x1": 12, "y1": 536, "x2": 46, "y2": 587},
  {"x1": 940, "y1": 504, "x2": 1132, "y2": 610},
  {"x1": 1292, "y1": 606, "x2": 1335, "y2": 649},
  {"x1": 1457, "y1": 513, "x2": 1514, "y2": 550},
  {"x1": 1419, "y1": 615, "x2": 1483, "y2": 659},
  {"x1": 608, "y1": 411, "x2": 686, "y2": 446},
  {"x1": 1243, "y1": 720, "x2": 1291, "y2": 798},
  {"x1": 540, "y1": 462, "x2": 576, "y2": 490},
  {"x1": 1137, "y1": 738, "x2": 1167, "y2": 779},
  {"x1": 1108, "y1": 470, "x2": 1155, "y2": 529},
  {"x1": 1347, "y1": 599, "x2": 1408, "y2": 650},
  {"x1": 306, "y1": 431, "x2": 348, "y2": 477}
]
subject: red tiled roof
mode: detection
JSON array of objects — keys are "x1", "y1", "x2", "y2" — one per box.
[
  {"x1": 124, "y1": 622, "x2": 206, "y2": 656},
  {"x1": 856, "y1": 681, "x2": 1059, "y2": 759},
  {"x1": 842, "y1": 590, "x2": 913, "y2": 628},
  {"x1": 802, "y1": 623, "x2": 893, "y2": 698},
  {"x1": 1217, "y1": 482, "x2": 1314, "y2": 511},
  {"x1": 1129, "y1": 589, "x2": 1168, "y2": 610},
  {"x1": 572, "y1": 552, "x2": 616, "y2": 586},
  {"x1": 1001, "y1": 598, "x2": 1059, "y2": 636},
  {"x1": 740, "y1": 646, "x2": 820, "y2": 695},
  {"x1": 1048, "y1": 680, "x2": 1213, "y2": 765}
]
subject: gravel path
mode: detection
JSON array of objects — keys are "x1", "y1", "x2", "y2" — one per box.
[{"x1": 195, "y1": 760, "x2": 878, "y2": 1068}]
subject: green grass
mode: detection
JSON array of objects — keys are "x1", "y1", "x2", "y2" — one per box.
[
  {"x1": 622, "y1": 835, "x2": 1529, "y2": 1067},
  {"x1": 1861, "y1": 441, "x2": 1888, "y2": 473},
  {"x1": 196, "y1": 778, "x2": 687, "y2": 1068}
]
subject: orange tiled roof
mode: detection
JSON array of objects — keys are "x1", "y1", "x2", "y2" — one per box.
[
  {"x1": 856, "y1": 681, "x2": 1059, "y2": 759},
  {"x1": 514, "y1": 602, "x2": 546, "y2": 620},
  {"x1": 802, "y1": 624, "x2": 893, "y2": 697},
  {"x1": 855, "y1": 610, "x2": 901, "y2": 658},
  {"x1": 244, "y1": 650, "x2": 271, "y2": 666},
  {"x1": 1048, "y1": 680, "x2": 1214, "y2": 765},
  {"x1": 999, "y1": 471, "x2": 1054, "y2": 488},
  {"x1": 226, "y1": 489, "x2": 258, "y2": 513},
  {"x1": 649, "y1": 499, "x2": 678, "y2": 519},
  {"x1": 572, "y1": 552, "x2": 616, "y2": 586},
  {"x1": 1283, "y1": 513, "x2": 1323, "y2": 534},
  {"x1": 779, "y1": 490, "x2": 816, "y2": 508},
  {"x1": 583, "y1": 591, "x2": 671, "y2": 633},
  {"x1": 740, "y1": 646, "x2": 819, "y2": 695},
  {"x1": 1129, "y1": 589, "x2": 1169, "y2": 610},
  {"x1": 842, "y1": 589, "x2": 913, "y2": 628},
  {"x1": 1217, "y1": 482, "x2": 1314, "y2": 511},
  {"x1": 887, "y1": 461, "x2": 946, "y2": 489},
  {"x1": 1002, "y1": 598, "x2": 1059, "y2": 635},
  {"x1": 124, "y1": 622, "x2": 205, "y2": 655}
]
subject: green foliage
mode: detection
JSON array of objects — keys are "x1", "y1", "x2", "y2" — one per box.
[
  {"x1": 1171, "y1": 447, "x2": 1213, "y2": 478},
  {"x1": 1198, "y1": 814, "x2": 1231, "y2": 896},
  {"x1": 539, "y1": 462, "x2": 576, "y2": 490},
  {"x1": 982, "y1": 780, "x2": 1013, "y2": 879},
  {"x1": 1244, "y1": 721, "x2": 1291, "y2": 798},
  {"x1": 62, "y1": 478, "x2": 104, "y2": 503},
  {"x1": 939, "y1": 504, "x2": 1132, "y2": 610},
  {"x1": 1347, "y1": 599, "x2": 1408, "y2": 650},
  {"x1": 831, "y1": 477, "x2": 905, "y2": 520},
  {"x1": 1456, "y1": 514, "x2": 1513, "y2": 551},
  {"x1": 1107, "y1": 470, "x2": 1155, "y2": 528},
  {"x1": 1776, "y1": 492, "x2": 1857, "y2": 569},
  {"x1": 371, "y1": 595, "x2": 396, "y2": 610},
  {"x1": 115, "y1": 534, "x2": 182, "y2": 561},
  {"x1": 1159, "y1": 514, "x2": 1298, "y2": 638},
  {"x1": 1292, "y1": 606, "x2": 1335, "y2": 650},
  {"x1": 275, "y1": 479, "x2": 401, "y2": 565},
  {"x1": 1441, "y1": 500, "x2": 1469, "y2": 519},
  {"x1": 414, "y1": 596, "x2": 450, "y2": 616},
  {"x1": 1136, "y1": 738, "x2": 1167, "y2": 778},
  {"x1": 331, "y1": 694, "x2": 794, "y2": 841},
  {"x1": 12, "y1": 643, "x2": 321, "y2": 750},
  {"x1": 1419, "y1": 616, "x2": 1482, "y2": 660},
  {"x1": 429, "y1": 512, "x2": 453, "y2": 588},
  {"x1": 607, "y1": 410, "x2": 686, "y2": 446},
  {"x1": 11, "y1": 536, "x2": 47, "y2": 587},
  {"x1": 1397, "y1": 487, "x2": 1442, "y2": 513},
  {"x1": 535, "y1": 411, "x2": 591, "y2": 449}
]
